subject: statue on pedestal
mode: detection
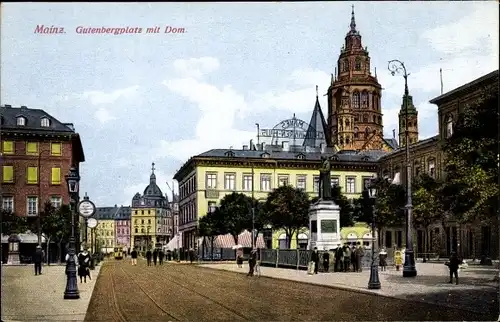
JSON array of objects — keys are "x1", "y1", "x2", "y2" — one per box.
[{"x1": 319, "y1": 156, "x2": 332, "y2": 201}]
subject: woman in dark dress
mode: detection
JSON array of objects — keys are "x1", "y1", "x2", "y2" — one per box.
[{"x1": 77, "y1": 248, "x2": 91, "y2": 283}]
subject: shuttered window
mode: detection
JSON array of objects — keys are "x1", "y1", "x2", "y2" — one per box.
[
  {"x1": 26, "y1": 142, "x2": 38, "y2": 155},
  {"x1": 2, "y1": 141, "x2": 14, "y2": 154},
  {"x1": 51, "y1": 143, "x2": 62, "y2": 156},
  {"x1": 51, "y1": 167, "x2": 61, "y2": 184},
  {"x1": 27, "y1": 167, "x2": 38, "y2": 184},
  {"x1": 2, "y1": 166, "x2": 14, "y2": 183}
]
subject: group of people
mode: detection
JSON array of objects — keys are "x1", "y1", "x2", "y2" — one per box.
[
  {"x1": 64, "y1": 247, "x2": 92, "y2": 283},
  {"x1": 310, "y1": 242, "x2": 367, "y2": 274},
  {"x1": 145, "y1": 248, "x2": 165, "y2": 266}
]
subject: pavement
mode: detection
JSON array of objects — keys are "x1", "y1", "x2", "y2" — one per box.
[
  {"x1": 200, "y1": 262, "x2": 499, "y2": 315},
  {"x1": 1, "y1": 263, "x2": 102, "y2": 322}
]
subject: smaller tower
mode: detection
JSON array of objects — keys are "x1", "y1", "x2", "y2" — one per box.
[{"x1": 398, "y1": 93, "x2": 418, "y2": 147}]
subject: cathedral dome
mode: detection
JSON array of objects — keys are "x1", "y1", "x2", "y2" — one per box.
[{"x1": 142, "y1": 163, "x2": 164, "y2": 198}]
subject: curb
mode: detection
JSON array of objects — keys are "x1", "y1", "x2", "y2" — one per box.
[{"x1": 201, "y1": 265, "x2": 494, "y2": 316}]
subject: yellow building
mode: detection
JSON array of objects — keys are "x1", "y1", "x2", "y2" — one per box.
[
  {"x1": 94, "y1": 219, "x2": 115, "y2": 254},
  {"x1": 174, "y1": 95, "x2": 382, "y2": 250},
  {"x1": 130, "y1": 163, "x2": 172, "y2": 251}
]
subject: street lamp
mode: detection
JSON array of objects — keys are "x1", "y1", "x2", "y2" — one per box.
[
  {"x1": 64, "y1": 167, "x2": 80, "y2": 300},
  {"x1": 367, "y1": 177, "x2": 381, "y2": 290},
  {"x1": 388, "y1": 59, "x2": 417, "y2": 278}
]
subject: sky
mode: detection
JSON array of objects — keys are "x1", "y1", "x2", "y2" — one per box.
[{"x1": 1, "y1": 2, "x2": 498, "y2": 207}]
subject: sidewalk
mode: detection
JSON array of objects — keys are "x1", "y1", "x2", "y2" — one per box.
[
  {"x1": 200, "y1": 262, "x2": 499, "y2": 314},
  {"x1": 1, "y1": 264, "x2": 101, "y2": 322}
]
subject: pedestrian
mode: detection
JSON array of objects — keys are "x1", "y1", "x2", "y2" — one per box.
[
  {"x1": 153, "y1": 249, "x2": 158, "y2": 266},
  {"x1": 167, "y1": 250, "x2": 172, "y2": 261},
  {"x1": 247, "y1": 248, "x2": 257, "y2": 277},
  {"x1": 236, "y1": 248, "x2": 243, "y2": 268},
  {"x1": 334, "y1": 244, "x2": 343, "y2": 272},
  {"x1": 350, "y1": 246, "x2": 356, "y2": 272},
  {"x1": 379, "y1": 248, "x2": 388, "y2": 271},
  {"x1": 355, "y1": 242, "x2": 365, "y2": 272},
  {"x1": 343, "y1": 244, "x2": 351, "y2": 272},
  {"x1": 77, "y1": 248, "x2": 91, "y2": 283},
  {"x1": 131, "y1": 248, "x2": 138, "y2": 266},
  {"x1": 189, "y1": 248, "x2": 194, "y2": 264},
  {"x1": 447, "y1": 251, "x2": 461, "y2": 285},
  {"x1": 158, "y1": 249, "x2": 165, "y2": 265},
  {"x1": 311, "y1": 247, "x2": 320, "y2": 274},
  {"x1": 322, "y1": 248, "x2": 330, "y2": 272},
  {"x1": 146, "y1": 249, "x2": 152, "y2": 266},
  {"x1": 394, "y1": 249, "x2": 403, "y2": 271},
  {"x1": 33, "y1": 245, "x2": 44, "y2": 276}
]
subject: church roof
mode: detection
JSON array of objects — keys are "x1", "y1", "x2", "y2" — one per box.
[
  {"x1": 142, "y1": 163, "x2": 164, "y2": 198},
  {"x1": 303, "y1": 89, "x2": 329, "y2": 148}
]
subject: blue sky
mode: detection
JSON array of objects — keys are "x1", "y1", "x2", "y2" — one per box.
[{"x1": 1, "y1": 2, "x2": 498, "y2": 207}]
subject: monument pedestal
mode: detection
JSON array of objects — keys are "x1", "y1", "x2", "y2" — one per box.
[
  {"x1": 308, "y1": 200, "x2": 341, "y2": 251},
  {"x1": 7, "y1": 234, "x2": 21, "y2": 265}
]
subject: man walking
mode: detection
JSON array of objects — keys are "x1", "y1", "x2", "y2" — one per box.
[
  {"x1": 247, "y1": 248, "x2": 257, "y2": 277},
  {"x1": 311, "y1": 247, "x2": 320, "y2": 274},
  {"x1": 131, "y1": 248, "x2": 138, "y2": 266},
  {"x1": 153, "y1": 248, "x2": 158, "y2": 266},
  {"x1": 447, "y1": 251, "x2": 461, "y2": 285},
  {"x1": 158, "y1": 249, "x2": 165, "y2": 265},
  {"x1": 33, "y1": 245, "x2": 44, "y2": 276},
  {"x1": 322, "y1": 248, "x2": 330, "y2": 273},
  {"x1": 334, "y1": 244, "x2": 343, "y2": 272},
  {"x1": 355, "y1": 242, "x2": 365, "y2": 272},
  {"x1": 146, "y1": 249, "x2": 152, "y2": 266}
]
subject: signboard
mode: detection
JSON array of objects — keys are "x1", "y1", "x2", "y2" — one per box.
[
  {"x1": 78, "y1": 200, "x2": 96, "y2": 218},
  {"x1": 87, "y1": 218, "x2": 98, "y2": 228},
  {"x1": 258, "y1": 114, "x2": 324, "y2": 145}
]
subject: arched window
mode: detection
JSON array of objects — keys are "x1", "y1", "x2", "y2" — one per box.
[
  {"x1": 355, "y1": 57, "x2": 361, "y2": 71},
  {"x1": 16, "y1": 116, "x2": 26, "y2": 126},
  {"x1": 363, "y1": 114, "x2": 368, "y2": 123},
  {"x1": 354, "y1": 127, "x2": 359, "y2": 139},
  {"x1": 446, "y1": 115, "x2": 453, "y2": 137},
  {"x1": 339, "y1": 137, "x2": 344, "y2": 145},
  {"x1": 372, "y1": 115, "x2": 376, "y2": 123},
  {"x1": 378, "y1": 116, "x2": 382, "y2": 124},
  {"x1": 352, "y1": 92, "x2": 360, "y2": 108},
  {"x1": 373, "y1": 93, "x2": 378, "y2": 110},
  {"x1": 364, "y1": 127, "x2": 370, "y2": 138},
  {"x1": 361, "y1": 91, "x2": 368, "y2": 108},
  {"x1": 346, "y1": 137, "x2": 350, "y2": 144},
  {"x1": 345, "y1": 119, "x2": 350, "y2": 129},
  {"x1": 342, "y1": 60, "x2": 349, "y2": 72}
]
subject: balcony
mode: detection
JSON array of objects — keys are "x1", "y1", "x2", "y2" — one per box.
[{"x1": 205, "y1": 189, "x2": 219, "y2": 199}]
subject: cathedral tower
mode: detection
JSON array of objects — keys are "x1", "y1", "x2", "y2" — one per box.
[
  {"x1": 398, "y1": 90, "x2": 419, "y2": 147},
  {"x1": 327, "y1": 6, "x2": 387, "y2": 151}
]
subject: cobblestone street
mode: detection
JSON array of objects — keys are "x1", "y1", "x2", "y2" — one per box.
[{"x1": 84, "y1": 260, "x2": 496, "y2": 321}]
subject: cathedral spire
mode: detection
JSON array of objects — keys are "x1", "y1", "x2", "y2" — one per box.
[
  {"x1": 150, "y1": 162, "x2": 156, "y2": 183},
  {"x1": 350, "y1": 4, "x2": 356, "y2": 32}
]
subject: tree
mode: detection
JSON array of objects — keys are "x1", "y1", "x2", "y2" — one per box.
[
  {"x1": 412, "y1": 174, "x2": 444, "y2": 259},
  {"x1": 0, "y1": 209, "x2": 28, "y2": 236},
  {"x1": 198, "y1": 211, "x2": 221, "y2": 260},
  {"x1": 441, "y1": 85, "x2": 499, "y2": 223},
  {"x1": 264, "y1": 185, "x2": 310, "y2": 249},
  {"x1": 213, "y1": 192, "x2": 255, "y2": 245},
  {"x1": 311, "y1": 185, "x2": 356, "y2": 228},
  {"x1": 37, "y1": 202, "x2": 72, "y2": 262}
]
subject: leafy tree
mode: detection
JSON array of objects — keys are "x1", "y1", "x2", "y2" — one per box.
[
  {"x1": 311, "y1": 185, "x2": 356, "y2": 227},
  {"x1": 441, "y1": 85, "x2": 499, "y2": 223},
  {"x1": 213, "y1": 192, "x2": 255, "y2": 245},
  {"x1": 264, "y1": 185, "x2": 310, "y2": 249},
  {"x1": 198, "y1": 211, "x2": 221, "y2": 260},
  {"x1": 412, "y1": 174, "x2": 444, "y2": 259},
  {"x1": 0, "y1": 209, "x2": 28, "y2": 236},
  {"x1": 37, "y1": 202, "x2": 72, "y2": 262}
]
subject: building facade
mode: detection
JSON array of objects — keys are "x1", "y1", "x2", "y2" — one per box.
[
  {"x1": 130, "y1": 163, "x2": 172, "y2": 251},
  {"x1": 93, "y1": 208, "x2": 116, "y2": 254},
  {"x1": 114, "y1": 206, "x2": 132, "y2": 251}
]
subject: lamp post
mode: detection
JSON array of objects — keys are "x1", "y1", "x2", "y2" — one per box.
[
  {"x1": 388, "y1": 59, "x2": 417, "y2": 277},
  {"x1": 64, "y1": 167, "x2": 80, "y2": 300},
  {"x1": 367, "y1": 176, "x2": 381, "y2": 289}
]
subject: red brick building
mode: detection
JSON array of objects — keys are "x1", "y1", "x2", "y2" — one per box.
[{"x1": 0, "y1": 105, "x2": 85, "y2": 218}]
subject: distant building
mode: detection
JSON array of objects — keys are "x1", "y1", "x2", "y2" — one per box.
[
  {"x1": 130, "y1": 163, "x2": 172, "y2": 251},
  {"x1": 1, "y1": 104, "x2": 85, "y2": 247},
  {"x1": 93, "y1": 207, "x2": 116, "y2": 254}
]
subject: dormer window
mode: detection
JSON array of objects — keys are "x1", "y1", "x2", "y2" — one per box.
[
  {"x1": 361, "y1": 156, "x2": 370, "y2": 162},
  {"x1": 260, "y1": 152, "x2": 270, "y2": 158},
  {"x1": 17, "y1": 116, "x2": 26, "y2": 126},
  {"x1": 296, "y1": 153, "x2": 305, "y2": 160},
  {"x1": 224, "y1": 150, "x2": 235, "y2": 157},
  {"x1": 41, "y1": 117, "x2": 50, "y2": 127},
  {"x1": 331, "y1": 155, "x2": 339, "y2": 162}
]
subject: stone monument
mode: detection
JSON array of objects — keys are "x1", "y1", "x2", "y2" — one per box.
[
  {"x1": 308, "y1": 156, "x2": 341, "y2": 251},
  {"x1": 7, "y1": 234, "x2": 21, "y2": 265}
]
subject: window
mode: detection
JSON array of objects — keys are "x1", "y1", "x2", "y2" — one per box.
[
  {"x1": 2, "y1": 165, "x2": 14, "y2": 183},
  {"x1": 206, "y1": 173, "x2": 217, "y2": 189},
  {"x1": 51, "y1": 167, "x2": 61, "y2": 184},
  {"x1": 346, "y1": 177, "x2": 356, "y2": 193},
  {"x1": 27, "y1": 196, "x2": 38, "y2": 216},
  {"x1": 278, "y1": 175, "x2": 289, "y2": 187},
  {"x1": 17, "y1": 117, "x2": 26, "y2": 126},
  {"x1": 385, "y1": 231, "x2": 393, "y2": 248},
  {"x1": 50, "y1": 196, "x2": 62, "y2": 208},
  {"x1": 320, "y1": 220, "x2": 338, "y2": 233},
  {"x1": 41, "y1": 118, "x2": 50, "y2": 127},
  {"x1": 313, "y1": 176, "x2": 320, "y2": 192},
  {"x1": 296, "y1": 175, "x2": 306, "y2": 191},
  {"x1": 148, "y1": 219, "x2": 151, "y2": 224},
  {"x1": 428, "y1": 159, "x2": 436, "y2": 177},
  {"x1": 354, "y1": 57, "x2": 361, "y2": 71},
  {"x1": 362, "y1": 177, "x2": 372, "y2": 191},
  {"x1": 51, "y1": 143, "x2": 62, "y2": 156},
  {"x1": 224, "y1": 173, "x2": 236, "y2": 190},
  {"x1": 260, "y1": 174, "x2": 271, "y2": 191},
  {"x1": 2, "y1": 196, "x2": 14, "y2": 212},
  {"x1": 243, "y1": 174, "x2": 253, "y2": 191},
  {"x1": 361, "y1": 91, "x2": 368, "y2": 108},
  {"x1": 331, "y1": 176, "x2": 340, "y2": 187},
  {"x1": 352, "y1": 92, "x2": 360, "y2": 109},
  {"x1": 446, "y1": 115, "x2": 453, "y2": 138},
  {"x1": 208, "y1": 201, "x2": 217, "y2": 214},
  {"x1": 27, "y1": 166, "x2": 38, "y2": 184},
  {"x1": 2, "y1": 141, "x2": 14, "y2": 154},
  {"x1": 354, "y1": 127, "x2": 359, "y2": 139}
]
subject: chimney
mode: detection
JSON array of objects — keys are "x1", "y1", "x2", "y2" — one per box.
[
  {"x1": 20, "y1": 105, "x2": 27, "y2": 109},
  {"x1": 249, "y1": 139, "x2": 254, "y2": 150},
  {"x1": 282, "y1": 141, "x2": 289, "y2": 152},
  {"x1": 242, "y1": 145, "x2": 248, "y2": 150},
  {"x1": 261, "y1": 142, "x2": 266, "y2": 151},
  {"x1": 392, "y1": 129, "x2": 396, "y2": 139},
  {"x1": 114, "y1": 204, "x2": 117, "y2": 208},
  {"x1": 4, "y1": 104, "x2": 12, "y2": 108}
]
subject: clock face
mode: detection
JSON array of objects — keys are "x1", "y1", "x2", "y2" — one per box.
[
  {"x1": 87, "y1": 218, "x2": 98, "y2": 228},
  {"x1": 78, "y1": 200, "x2": 96, "y2": 218}
]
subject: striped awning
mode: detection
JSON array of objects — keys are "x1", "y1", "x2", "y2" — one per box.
[
  {"x1": 214, "y1": 234, "x2": 235, "y2": 248},
  {"x1": 237, "y1": 230, "x2": 266, "y2": 248},
  {"x1": 1, "y1": 233, "x2": 47, "y2": 244}
]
